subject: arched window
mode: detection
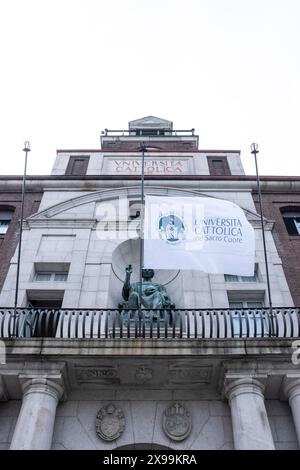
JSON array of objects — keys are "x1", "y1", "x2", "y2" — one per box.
[
  {"x1": 0, "y1": 206, "x2": 14, "y2": 235},
  {"x1": 281, "y1": 207, "x2": 300, "y2": 235}
]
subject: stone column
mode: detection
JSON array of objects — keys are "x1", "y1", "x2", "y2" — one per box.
[
  {"x1": 0, "y1": 375, "x2": 7, "y2": 402},
  {"x1": 284, "y1": 377, "x2": 300, "y2": 445},
  {"x1": 225, "y1": 376, "x2": 275, "y2": 450},
  {"x1": 10, "y1": 377, "x2": 63, "y2": 450}
]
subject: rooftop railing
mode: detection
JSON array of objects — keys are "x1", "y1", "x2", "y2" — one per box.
[
  {"x1": 0, "y1": 308, "x2": 299, "y2": 340},
  {"x1": 101, "y1": 129, "x2": 196, "y2": 137}
]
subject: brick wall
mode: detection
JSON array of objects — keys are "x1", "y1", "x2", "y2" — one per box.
[
  {"x1": 254, "y1": 191, "x2": 300, "y2": 305},
  {"x1": 0, "y1": 191, "x2": 42, "y2": 292}
]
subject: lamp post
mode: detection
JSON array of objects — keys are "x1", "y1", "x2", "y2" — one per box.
[
  {"x1": 250, "y1": 143, "x2": 272, "y2": 315},
  {"x1": 138, "y1": 143, "x2": 147, "y2": 310},
  {"x1": 13, "y1": 141, "x2": 30, "y2": 323}
]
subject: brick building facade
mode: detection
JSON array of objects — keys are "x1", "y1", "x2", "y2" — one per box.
[
  {"x1": 253, "y1": 180, "x2": 300, "y2": 305},
  {"x1": 0, "y1": 179, "x2": 42, "y2": 291}
]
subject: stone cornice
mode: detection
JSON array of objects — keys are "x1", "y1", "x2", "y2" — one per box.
[
  {"x1": 1, "y1": 176, "x2": 300, "y2": 193},
  {"x1": 24, "y1": 218, "x2": 274, "y2": 231},
  {"x1": 27, "y1": 186, "x2": 269, "y2": 225},
  {"x1": 1, "y1": 337, "x2": 297, "y2": 357},
  {"x1": 25, "y1": 219, "x2": 98, "y2": 229}
]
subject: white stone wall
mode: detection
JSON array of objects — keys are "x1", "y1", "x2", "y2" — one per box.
[
  {"x1": 0, "y1": 185, "x2": 294, "y2": 309},
  {"x1": 51, "y1": 398, "x2": 234, "y2": 450},
  {"x1": 0, "y1": 401, "x2": 21, "y2": 450},
  {"x1": 1, "y1": 398, "x2": 296, "y2": 450},
  {"x1": 38, "y1": 191, "x2": 91, "y2": 212},
  {"x1": 51, "y1": 151, "x2": 245, "y2": 177},
  {"x1": 266, "y1": 401, "x2": 300, "y2": 450}
]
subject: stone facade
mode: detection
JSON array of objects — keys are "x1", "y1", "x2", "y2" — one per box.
[
  {"x1": 0, "y1": 398, "x2": 298, "y2": 450},
  {"x1": 0, "y1": 340, "x2": 300, "y2": 450},
  {"x1": 0, "y1": 116, "x2": 300, "y2": 450}
]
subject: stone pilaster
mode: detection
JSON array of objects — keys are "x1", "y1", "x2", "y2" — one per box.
[
  {"x1": 224, "y1": 375, "x2": 275, "y2": 450},
  {"x1": 283, "y1": 375, "x2": 300, "y2": 446},
  {"x1": 10, "y1": 376, "x2": 64, "y2": 450}
]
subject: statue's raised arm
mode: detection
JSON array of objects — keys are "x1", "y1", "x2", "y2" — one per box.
[{"x1": 122, "y1": 264, "x2": 133, "y2": 301}]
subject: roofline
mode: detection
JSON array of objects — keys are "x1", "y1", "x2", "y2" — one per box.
[
  {"x1": 56, "y1": 149, "x2": 241, "y2": 154},
  {"x1": 0, "y1": 175, "x2": 300, "y2": 181}
]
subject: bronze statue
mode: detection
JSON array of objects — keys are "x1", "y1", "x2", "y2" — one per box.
[{"x1": 119, "y1": 264, "x2": 175, "y2": 309}]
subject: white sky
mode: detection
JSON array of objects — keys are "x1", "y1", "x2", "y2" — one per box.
[{"x1": 0, "y1": 0, "x2": 299, "y2": 176}]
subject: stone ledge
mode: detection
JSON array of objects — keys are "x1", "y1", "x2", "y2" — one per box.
[{"x1": 0, "y1": 337, "x2": 297, "y2": 358}]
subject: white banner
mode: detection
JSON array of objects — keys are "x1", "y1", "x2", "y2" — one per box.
[{"x1": 144, "y1": 196, "x2": 255, "y2": 276}]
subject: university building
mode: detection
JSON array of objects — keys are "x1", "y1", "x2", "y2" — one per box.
[{"x1": 0, "y1": 116, "x2": 300, "y2": 450}]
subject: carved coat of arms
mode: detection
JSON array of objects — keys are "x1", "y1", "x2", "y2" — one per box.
[
  {"x1": 96, "y1": 403, "x2": 125, "y2": 441},
  {"x1": 162, "y1": 402, "x2": 192, "y2": 441},
  {"x1": 135, "y1": 366, "x2": 153, "y2": 383}
]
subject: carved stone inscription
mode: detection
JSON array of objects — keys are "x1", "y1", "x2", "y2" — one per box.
[
  {"x1": 75, "y1": 366, "x2": 119, "y2": 385},
  {"x1": 103, "y1": 157, "x2": 191, "y2": 175},
  {"x1": 168, "y1": 365, "x2": 212, "y2": 385}
]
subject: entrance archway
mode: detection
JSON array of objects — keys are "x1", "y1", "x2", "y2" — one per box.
[{"x1": 116, "y1": 443, "x2": 172, "y2": 450}]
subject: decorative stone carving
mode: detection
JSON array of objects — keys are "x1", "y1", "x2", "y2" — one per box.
[
  {"x1": 96, "y1": 403, "x2": 125, "y2": 441},
  {"x1": 135, "y1": 366, "x2": 153, "y2": 384},
  {"x1": 75, "y1": 366, "x2": 119, "y2": 385},
  {"x1": 162, "y1": 402, "x2": 192, "y2": 441},
  {"x1": 168, "y1": 364, "x2": 212, "y2": 385}
]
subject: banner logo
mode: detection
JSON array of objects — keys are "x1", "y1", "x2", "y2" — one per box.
[{"x1": 159, "y1": 214, "x2": 185, "y2": 244}]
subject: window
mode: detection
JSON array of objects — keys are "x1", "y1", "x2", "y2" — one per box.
[
  {"x1": 26, "y1": 296, "x2": 63, "y2": 337},
  {"x1": 225, "y1": 266, "x2": 259, "y2": 283},
  {"x1": 28, "y1": 299, "x2": 63, "y2": 308},
  {"x1": 65, "y1": 156, "x2": 90, "y2": 175},
  {"x1": 207, "y1": 156, "x2": 231, "y2": 176},
  {"x1": 281, "y1": 209, "x2": 300, "y2": 235},
  {"x1": 34, "y1": 272, "x2": 68, "y2": 282},
  {"x1": 27, "y1": 289, "x2": 64, "y2": 310},
  {"x1": 228, "y1": 300, "x2": 269, "y2": 337},
  {"x1": 0, "y1": 207, "x2": 14, "y2": 234},
  {"x1": 0, "y1": 220, "x2": 10, "y2": 234},
  {"x1": 54, "y1": 272, "x2": 68, "y2": 282},
  {"x1": 229, "y1": 300, "x2": 263, "y2": 309},
  {"x1": 33, "y1": 263, "x2": 70, "y2": 282}
]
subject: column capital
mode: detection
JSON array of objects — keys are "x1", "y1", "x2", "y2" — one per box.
[
  {"x1": 19, "y1": 375, "x2": 65, "y2": 402},
  {"x1": 283, "y1": 375, "x2": 300, "y2": 401},
  {"x1": 224, "y1": 374, "x2": 267, "y2": 403}
]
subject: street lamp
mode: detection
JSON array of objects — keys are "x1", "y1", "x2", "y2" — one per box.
[
  {"x1": 14, "y1": 141, "x2": 30, "y2": 322},
  {"x1": 138, "y1": 142, "x2": 147, "y2": 301},
  {"x1": 250, "y1": 143, "x2": 272, "y2": 315}
]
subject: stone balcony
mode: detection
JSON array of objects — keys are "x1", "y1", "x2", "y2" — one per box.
[{"x1": 0, "y1": 307, "x2": 299, "y2": 339}]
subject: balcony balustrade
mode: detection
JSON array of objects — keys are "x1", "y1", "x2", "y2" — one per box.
[{"x1": 0, "y1": 307, "x2": 299, "y2": 340}]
